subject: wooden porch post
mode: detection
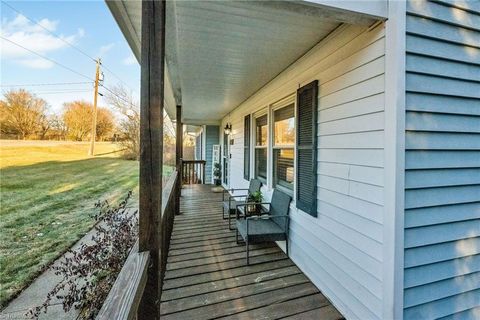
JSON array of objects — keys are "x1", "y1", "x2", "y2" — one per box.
[
  {"x1": 175, "y1": 105, "x2": 182, "y2": 215},
  {"x1": 138, "y1": 0, "x2": 165, "y2": 319}
]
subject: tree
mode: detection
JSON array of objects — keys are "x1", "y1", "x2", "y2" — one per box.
[
  {"x1": 51, "y1": 115, "x2": 67, "y2": 140},
  {"x1": 105, "y1": 85, "x2": 178, "y2": 160},
  {"x1": 63, "y1": 100, "x2": 115, "y2": 141},
  {"x1": 96, "y1": 108, "x2": 115, "y2": 141},
  {"x1": 104, "y1": 86, "x2": 140, "y2": 159},
  {"x1": 37, "y1": 113, "x2": 54, "y2": 140},
  {"x1": 0, "y1": 89, "x2": 48, "y2": 139},
  {"x1": 63, "y1": 101, "x2": 92, "y2": 141}
]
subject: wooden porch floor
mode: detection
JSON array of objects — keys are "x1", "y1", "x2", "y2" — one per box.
[{"x1": 160, "y1": 184, "x2": 343, "y2": 320}]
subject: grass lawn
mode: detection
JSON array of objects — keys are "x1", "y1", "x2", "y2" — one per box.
[{"x1": 0, "y1": 141, "x2": 139, "y2": 308}]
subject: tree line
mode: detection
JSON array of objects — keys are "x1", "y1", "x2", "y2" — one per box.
[
  {"x1": 0, "y1": 89, "x2": 116, "y2": 141},
  {"x1": 0, "y1": 87, "x2": 180, "y2": 161}
]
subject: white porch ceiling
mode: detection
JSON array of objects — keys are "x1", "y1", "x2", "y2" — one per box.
[{"x1": 107, "y1": 1, "x2": 379, "y2": 124}]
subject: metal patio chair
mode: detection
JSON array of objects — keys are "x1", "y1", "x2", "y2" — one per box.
[
  {"x1": 222, "y1": 179, "x2": 262, "y2": 230},
  {"x1": 235, "y1": 189, "x2": 292, "y2": 265}
]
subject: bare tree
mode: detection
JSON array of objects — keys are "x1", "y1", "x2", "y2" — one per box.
[
  {"x1": 37, "y1": 113, "x2": 54, "y2": 140},
  {"x1": 104, "y1": 85, "x2": 140, "y2": 159},
  {"x1": 49, "y1": 115, "x2": 68, "y2": 140},
  {"x1": 0, "y1": 89, "x2": 48, "y2": 139},
  {"x1": 105, "y1": 85, "x2": 178, "y2": 161}
]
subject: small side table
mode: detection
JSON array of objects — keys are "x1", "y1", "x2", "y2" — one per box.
[{"x1": 230, "y1": 204, "x2": 268, "y2": 230}]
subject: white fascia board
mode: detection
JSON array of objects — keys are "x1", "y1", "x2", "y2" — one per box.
[
  {"x1": 301, "y1": 0, "x2": 388, "y2": 19},
  {"x1": 105, "y1": 0, "x2": 140, "y2": 62}
]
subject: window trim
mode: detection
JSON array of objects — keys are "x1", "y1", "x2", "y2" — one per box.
[
  {"x1": 271, "y1": 97, "x2": 296, "y2": 197},
  {"x1": 254, "y1": 110, "x2": 269, "y2": 184},
  {"x1": 243, "y1": 114, "x2": 251, "y2": 181}
]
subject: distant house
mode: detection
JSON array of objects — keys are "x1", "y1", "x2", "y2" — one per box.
[{"x1": 107, "y1": 0, "x2": 479, "y2": 319}]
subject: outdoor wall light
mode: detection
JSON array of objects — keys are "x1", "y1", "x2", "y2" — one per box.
[{"x1": 224, "y1": 123, "x2": 232, "y2": 135}]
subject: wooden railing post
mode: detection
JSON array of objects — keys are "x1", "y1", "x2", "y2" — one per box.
[
  {"x1": 138, "y1": 1, "x2": 165, "y2": 319},
  {"x1": 180, "y1": 160, "x2": 207, "y2": 185}
]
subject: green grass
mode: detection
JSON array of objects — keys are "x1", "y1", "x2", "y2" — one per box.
[{"x1": 0, "y1": 141, "x2": 139, "y2": 307}]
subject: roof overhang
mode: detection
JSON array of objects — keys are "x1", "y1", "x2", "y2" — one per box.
[{"x1": 106, "y1": 0, "x2": 386, "y2": 123}]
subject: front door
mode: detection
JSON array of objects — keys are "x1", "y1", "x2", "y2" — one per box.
[{"x1": 223, "y1": 133, "x2": 229, "y2": 185}]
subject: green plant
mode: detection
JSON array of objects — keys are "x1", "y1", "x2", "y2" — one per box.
[
  {"x1": 249, "y1": 191, "x2": 263, "y2": 203},
  {"x1": 213, "y1": 162, "x2": 221, "y2": 179},
  {"x1": 247, "y1": 191, "x2": 263, "y2": 213}
]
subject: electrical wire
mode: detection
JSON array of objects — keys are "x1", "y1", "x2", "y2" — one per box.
[
  {"x1": 99, "y1": 85, "x2": 134, "y2": 106},
  {"x1": 30, "y1": 89, "x2": 92, "y2": 93},
  {"x1": 2, "y1": 1, "x2": 139, "y2": 94},
  {"x1": 102, "y1": 65, "x2": 138, "y2": 93},
  {"x1": 1, "y1": 0, "x2": 96, "y2": 63},
  {"x1": 1, "y1": 81, "x2": 93, "y2": 87},
  {"x1": 30, "y1": 90, "x2": 92, "y2": 95},
  {"x1": 0, "y1": 36, "x2": 95, "y2": 81}
]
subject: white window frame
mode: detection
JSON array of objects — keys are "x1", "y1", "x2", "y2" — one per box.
[
  {"x1": 270, "y1": 95, "x2": 296, "y2": 198},
  {"x1": 253, "y1": 108, "x2": 269, "y2": 185}
]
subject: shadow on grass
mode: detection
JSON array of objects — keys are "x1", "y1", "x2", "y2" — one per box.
[
  {"x1": 93, "y1": 148, "x2": 126, "y2": 157},
  {"x1": 0, "y1": 157, "x2": 139, "y2": 308}
]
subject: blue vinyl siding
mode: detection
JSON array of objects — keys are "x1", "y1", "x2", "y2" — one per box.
[
  {"x1": 404, "y1": 1, "x2": 480, "y2": 319},
  {"x1": 204, "y1": 125, "x2": 219, "y2": 183},
  {"x1": 195, "y1": 134, "x2": 202, "y2": 160}
]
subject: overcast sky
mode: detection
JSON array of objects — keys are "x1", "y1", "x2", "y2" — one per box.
[{"x1": 1, "y1": 0, "x2": 140, "y2": 114}]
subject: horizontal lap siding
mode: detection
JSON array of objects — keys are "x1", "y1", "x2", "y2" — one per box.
[
  {"x1": 404, "y1": 1, "x2": 480, "y2": 319},
  {"x1": 204, "y1": 125, "x2": 219, "y2": 183},
  {"x1": 221, "y1": 24, "x2": 386, "y2": 319}
]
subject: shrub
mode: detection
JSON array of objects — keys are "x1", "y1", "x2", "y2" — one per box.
[{"x1": 28, "y1": 192, "x2": 138, "y2": 319}]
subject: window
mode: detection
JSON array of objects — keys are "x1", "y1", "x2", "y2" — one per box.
[
  {"x1": 244, "y1": 115, "x2": 251, "y2": 181},
  {"x1": 273, "y1": 104, "x2": 295, "y2": 194},
  {"x1": 254, "y1": 114, "x2": 268, "y2": 183}
]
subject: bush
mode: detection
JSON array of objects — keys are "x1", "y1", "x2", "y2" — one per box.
[{"x1": 28, "y1": 192, "x2": 138, "y2": 319}]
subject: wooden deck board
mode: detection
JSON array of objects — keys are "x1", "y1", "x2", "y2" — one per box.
[{"x1": 161, "y1": 184, "x2": 343, "y2": 320}]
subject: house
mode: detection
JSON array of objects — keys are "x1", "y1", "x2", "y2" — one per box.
[
  {"x1": 190, "y1": 125, "x2": 220, "y2": 184},
  {"x1": 105, "y1": 0, "x2": 480, "y2": 319}
]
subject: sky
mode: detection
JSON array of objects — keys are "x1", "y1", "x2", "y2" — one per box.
[{"x1": 1, "y1": 0, "x2": 140, "y2": 114}]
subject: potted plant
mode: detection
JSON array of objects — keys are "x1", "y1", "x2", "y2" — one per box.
[
  {"x1": 247, "y1": 190, "x2": 263, "y2": 214},
  {"x1": 213, "y1": 163, "x2": 222, "y2": 186}
]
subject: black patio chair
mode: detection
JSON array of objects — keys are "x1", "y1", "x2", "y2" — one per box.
[
  {"x1": 235, "y1": 189, "x2": 292, "y2": 265},
  {"x1": 222, "y1": 179, "x2": 262, "y2": 230}
]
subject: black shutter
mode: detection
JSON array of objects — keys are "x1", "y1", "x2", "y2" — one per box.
[
  {"x1": 244, "y1": 114, "x2": 251, "y2": 181},
  {"x1": 296, "y1": 80, "x2": 318, "y2": 217}
]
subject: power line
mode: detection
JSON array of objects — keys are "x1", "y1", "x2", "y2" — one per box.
[
  {"x1": 0, "y1": 36, "x2": 95, "y2": 81},
  {"x1": 1, "y1": 81, "x2": 93, "y2": 87},
  {"x1": 2, "y1": 1, "x2": 138, "y2": 94},
  {"x1": 29, "y1": 90, "x2": 92, "y2": 95},
  {"x1": 102, "y1": 65, "x2": 137, "y2": 93},
  {"x1": 1, "y1": 0, "x2": 96, "y2": 63},
  {"x1": 30, "y1": 89, "x2": 92, "y2": 93},
  {"x1": 99, "y1": 85, "x2": 134, "y2": 106}
]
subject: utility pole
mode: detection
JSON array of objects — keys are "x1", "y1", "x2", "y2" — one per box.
[{"x1": 88, "y1": 58, "x2": 101, "y2": 156}]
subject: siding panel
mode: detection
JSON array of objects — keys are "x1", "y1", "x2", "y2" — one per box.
[
  {"x1": 404, "y1": 2, "x2": 480, "y2": 318},
  {"x1": 220, "y1": 24, "x2": 386, "y2": 319},
  {"x1": 404, "y1": 289, "x2": 480, "y2": 320},
  {"x1": 204, "y1": 125, "x2": 219, "y2": 183}
]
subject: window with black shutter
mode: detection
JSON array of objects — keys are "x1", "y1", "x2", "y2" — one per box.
[
  {"x1": 244, "y1": 114, "x2": 251, "y2": 181},
  {"x1": 254, "y1": 114, "x2": 268, "y2": 183},
  {"x1": 296, "y1": 80, "x2": 318, "y2": 217}
]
